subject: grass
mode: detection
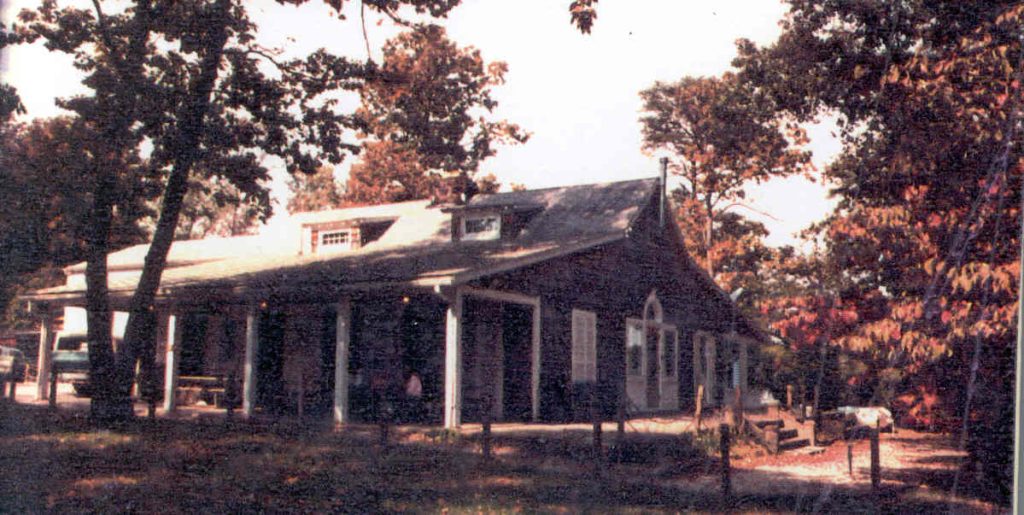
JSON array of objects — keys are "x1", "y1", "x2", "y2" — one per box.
[{"x1": 0, "y1": 402, "x2": 1005, "y2": 513}]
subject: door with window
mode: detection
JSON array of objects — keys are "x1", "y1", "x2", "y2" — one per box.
[{"x1": 624, "y1": 318, "x2": 679, "y2": 411}]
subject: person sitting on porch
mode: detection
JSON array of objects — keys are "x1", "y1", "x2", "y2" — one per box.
[{"x1": 401, "y1": 370, "x2": 424, "y2": 423}]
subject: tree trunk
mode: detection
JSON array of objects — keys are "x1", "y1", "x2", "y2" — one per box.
[
  {"x1": 86, "y1": 160, "x2": 132, "y2": 423},
  {"x1": 704, "y1": 207, "x2": 715, "y2": 278},
  {"x1": 115, "y1": 0, "x2": 232, "y2": 402}
]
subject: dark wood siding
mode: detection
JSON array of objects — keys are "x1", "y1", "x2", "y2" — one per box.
[{"x1": 471, "y1": 193, "x2": 743, "y2": 421}]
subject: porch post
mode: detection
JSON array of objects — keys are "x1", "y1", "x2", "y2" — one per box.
[
  {"x1": 444, "y1": 288, "x2": 464, "y2": 429},
  {"x1": 333, "y1": 298, "x2": 351, "y2": 425},
  {"x1": 531, "y1": 302, "x2": 541, "y2": 422},
  {"x1": 35, "y1": 311, "x2": 53, "y2": 401},
  {"x1": 705, "y1": 335, "x2": 716, "y2": 406},
  {"x1": 162, "y1": 312, "x2": 180, "y2": 413},
  {"x1": 739, "y1": 337, "x2": 749, "y2": 396},
  {"x1": 242, "y1": 306, "x2": 259, "y2": 416}
]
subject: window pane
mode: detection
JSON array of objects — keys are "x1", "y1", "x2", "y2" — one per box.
[
  {"x1": 464, "y1": 216, "x2": 498, "y2": 234},
  {"x1": 627, "y1": 323, "x2": 643, "y2": 376},
  {"x1": 321, "y1": 230, "x2": 350, "y2": 247},
  {"x1": 663, "y1": 329, "x2": 676, "y2": 378}
]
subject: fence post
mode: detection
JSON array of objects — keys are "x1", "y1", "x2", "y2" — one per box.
[
  {"x1": 48, "y1": 371, "x2": 57, "y2": 408},
  {"x1": 786, "y1": 384, "x2": 793, "y2": 411},
  {"x1": 695, "y1": 384, "x2": 704, "y2": 433},
  {"x1": 870, "y1": 427, "x2": 881, "y2": 490},
  {"x1": 591, "y1": 387, "x2": 602, "y2": 459},
  {"x1": 617, "y1": 383, "x2": 626, "y2": 441},
  {"x1": 482, "y1": 409, "x2": 492, "y2": 460},
  {"x1": 848, "y1": 442, "x2": 854, "y2": 477},
  {"x1": 720, "y1": 423, "x2": 731, "y2": 501},
  {"x1": 733, "y1": 387, "x2": 743, "y2": 431}
]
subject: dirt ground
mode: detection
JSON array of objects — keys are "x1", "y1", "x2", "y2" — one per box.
[{"x1": 0, "y1": 381, "x2": 1009, "y2": 513}]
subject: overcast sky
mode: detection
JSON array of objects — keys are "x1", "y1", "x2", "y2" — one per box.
[{"x1": 2, "y1": 0, "x2": 840, "y2": 248}]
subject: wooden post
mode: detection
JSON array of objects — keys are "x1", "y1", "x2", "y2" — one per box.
[
  {"x1": 870, "y1": 428, "x2": 881, "y2": 490},
  {"x1": 482, "y1": 410, "x2": 492, "y2": 460},
  {"x1": 333, "y1": 299, "x2": 351, "y2": 426},
  {"x1": 592, "y1": 387, "x2": 602, "y2": 458},
  {"x1": 616, "y1": 384, "x2": 626, "y2": 441},
  {"x1": 444, "y1": 290, "x2": 463, "y2": 429},
  {"x1": 786, "y1": 384, "x2": 793, "y2": 411},
  {"x1": 48, "y1": 370, "x2": 57, "y2": 408},
  {"x1": 35, "y1": 313, "x2": 52, "y2": 401},
  {"x1": 733, "y1": 387, "x2": 743, "y2": 430},
  {"x1": 848, "y1": 442, "x2": 854, "y2": 477},
  {"x1": 242, "y1": 307, "x2": 259, "y2": 417},
  {"x1": 812, "y1": 383, "x2": 821, "y2": 422},
  {"x1": 765, "y1": 425, "x2": 779, "y2": 454},
  {"x1": 720, "y1": 423, "x2": 731, "y2": 501},
  {"x1": 813, "y1": 401, "x2": 823, "y2": 446},
  {"x1": 163, "y1": 313, "x2": 180, "y2": 413},
  {"x1": 695, "y1": 384, "x2": 704, "y2": 433}
]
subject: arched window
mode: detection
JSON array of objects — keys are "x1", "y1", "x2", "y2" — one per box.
[{"x1": 643, "y1": 291, "x2": 663, "y2": 324}]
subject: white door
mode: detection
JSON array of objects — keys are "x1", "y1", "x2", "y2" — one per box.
[
  {"x1": 625, "y1": 319, "x2": 679, "y2": 411},
  {"x1": 625, "y1": 320, "x2": 646, "y2": 410}
]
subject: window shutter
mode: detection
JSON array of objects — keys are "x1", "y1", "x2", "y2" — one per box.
[{"x1": 572, "y1": 309, "x2": 597, "y2": 383}]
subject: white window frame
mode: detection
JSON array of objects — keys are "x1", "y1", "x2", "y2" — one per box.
[
  {"x1": 319, "y1": 229, "x2": 353, "y2": 251},
  {"x1": 461, "y1": 215, "x2": 501, "y2": 241},
  {"x1": 571, "y1": 309, "x2": 597, "y2": 383}
]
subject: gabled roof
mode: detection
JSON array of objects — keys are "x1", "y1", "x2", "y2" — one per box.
[{"x1": 31, "y1": 178, "x2": 659, "y2": 301}]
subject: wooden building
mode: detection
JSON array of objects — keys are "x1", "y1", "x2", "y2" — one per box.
[{"x1": 26, "y1": 177, "x2": 764, "y2": 427}]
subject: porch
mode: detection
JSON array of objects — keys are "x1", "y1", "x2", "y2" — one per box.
[{"x1": 30, "y1": 285, "x2": 541, "y2": 429}]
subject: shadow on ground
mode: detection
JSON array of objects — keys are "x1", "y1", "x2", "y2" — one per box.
[{"x1": 0, "y1": 402, "x2": 1006, "y2": 513}]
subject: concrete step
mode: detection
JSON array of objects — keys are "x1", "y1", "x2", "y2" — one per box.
[{"x1": 779, "y1": 438, "x2": 811, "y2": 451}]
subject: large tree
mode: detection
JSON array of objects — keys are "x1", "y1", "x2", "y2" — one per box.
[
  {"x1": 169, "y1": 175, "x2": 268, "y2": 240},
  {"x1": 0, "y1": 117, "x2": 153, "y2": 325},
  {"x1": 736, "y1": 1, "x2": 1023, "y2": 499},
  {"x1": 640, "y1": 73, "x2": 811, "y2": 280},
  {"x1": 13, "y1": 0, "x2": 463, "y2": 422},
  {"x1": 286, "y1": 165, "x2": 346, "y2": 214},
  {"x1": 345, "y1": 24, "x2": 526, "y2": 205}
]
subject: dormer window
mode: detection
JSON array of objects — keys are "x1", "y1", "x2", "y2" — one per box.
[
  {"x1": 461, "y1": 215, "x2": 501, "y2": 241},
  {"x1": 319, "y1": 229, "x2": 353, "y2": 251}
]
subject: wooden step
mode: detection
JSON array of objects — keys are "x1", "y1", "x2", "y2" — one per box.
[
  {"x1": 753, "y1": 419, "x2": 783, "y2": 429},
  {"x1": 778, "y1": 428, "x2": 798, "y2": 440},
  {"x1": 779, "y1": 438, "x2": 811, "y2": 451}
]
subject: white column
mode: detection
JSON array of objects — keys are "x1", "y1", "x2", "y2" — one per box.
[
  {"x1": 531, "y1": 303, "x2": 541, "y2": 422},
  {"x1": 242, "y1": 307, "x2": 259, "y2": 416},
  {"x1": 163, "y1": 313, "x2": 180, "y2": 413},
  {"x1": 444, "y1": 289, "x2": 464, "y2": 429},
  {"x1": 333, "y1": 298, "x2": 351, "y2": 425},
  {"x1": 35, "y1": 312, "x2": 52, "y2": 401}
]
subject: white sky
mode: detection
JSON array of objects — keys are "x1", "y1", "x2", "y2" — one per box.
[{"x1": 1, "y1": 0, "x2": 840, "y2": 248}]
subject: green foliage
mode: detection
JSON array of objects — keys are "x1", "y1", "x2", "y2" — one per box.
[
  {"x1": 346, "y1": 25, "x2": 526, "y2": 205},
  {"x1": 287, "y1": 166, "x2": 346, "y2": 214},
  {"x1": 169, "y1": 175, "x2": 269, "y2": 239},
  {"x1": 640, "y1": 73, "x2": 811, "y2": 280},
  {"x1": 0, "y1": 117, "x2": 153, "y2": 326},
  {"x1": 8, "y1": 0, "x2": 485, "y2": 419}
]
